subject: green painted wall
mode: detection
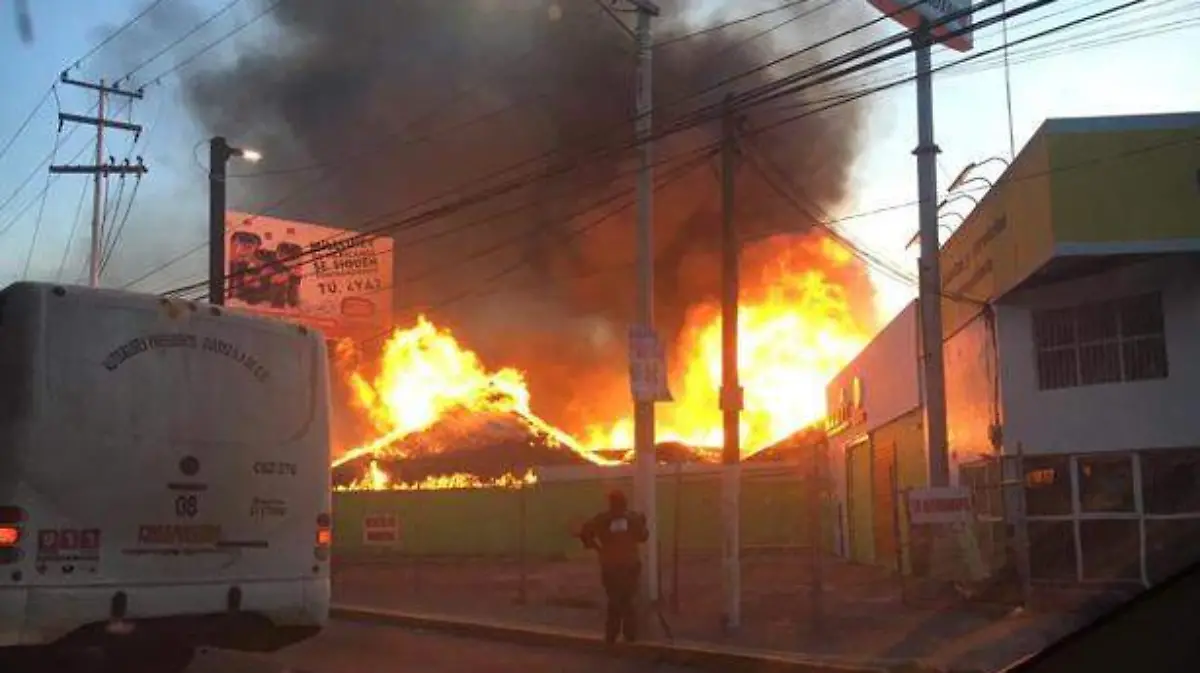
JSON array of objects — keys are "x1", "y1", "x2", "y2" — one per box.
[{"x1": 332, "y1": 469, "x2": 836, "y2": 559}]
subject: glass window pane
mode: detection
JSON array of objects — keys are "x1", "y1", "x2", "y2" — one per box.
[
  {"x1": 1080, "y1": 519, "x2": 1141, "y2": 581},
  {"x1": 1146, "y1": 519, "x2": 1200, "y2": 583},
  {"x1": 1024, "y1": 456, "x2": 1072, "y2": 516},
  {"x1": 1033, "y1": 308, "x2": 1076, "y2": 348},
  {"x1": 1078, "y1": 454, "x2": 1135, "y2": 513},
  {"x1": 1079, "y1": 342, "x2": 1121, "y2": 385},
  {"x1": 1029, "y1": 520, "x2": 1077, "y2": 581},
  {"x1": 1119, "y1": 293, "x2": 1165, "y2": 337},
  {"x1": 1123, "y1": 337, "x2": 1169, "y2": 381},
  {"x1": 1143, "y1": 449, "x2": 1200, "y2": 514},
  {"x1": 1037, "y1": 349, "x2": 1078, "y2": 390},
  {"x1": 1077, "y1": 300, "x2": 1118, "y2": 342}
]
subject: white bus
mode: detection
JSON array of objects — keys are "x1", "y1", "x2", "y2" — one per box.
[{"x1": 0, "y1": 282, "x2": 332, "y2": 672}]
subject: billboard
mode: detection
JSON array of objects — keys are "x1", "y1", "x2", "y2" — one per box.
[
  {"x1": 866, "y1": 0, "x2": 974, "y2": 53},
  {"x1": 224, "y1": 211, "x2": 393, "y2": 341}
]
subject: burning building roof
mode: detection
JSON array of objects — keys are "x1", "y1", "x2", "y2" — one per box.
[{"x1": 332, "y1": 409, "x2": 599, "y2": 489}]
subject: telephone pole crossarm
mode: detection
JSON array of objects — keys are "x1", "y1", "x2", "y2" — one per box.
[
  {"x1": 60, "y1": 72, "x2": 144, "y2": 99},
  {"x1": 50, "y1": 161, "x2": 148, "y2": 176},
  {"x1": 57, "y1": 113, "x2": 142, "y2": 135}
]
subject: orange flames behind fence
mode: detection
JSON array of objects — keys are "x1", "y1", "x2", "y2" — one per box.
[{"x1": 334, "y1": 236, "x2": 875, "y2": 490}]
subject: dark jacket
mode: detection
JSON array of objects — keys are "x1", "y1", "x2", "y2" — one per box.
[{"x1": 579, "y1": 508, "x2": 649, "y2": 568}]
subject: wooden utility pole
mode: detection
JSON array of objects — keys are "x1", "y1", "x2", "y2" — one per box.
[{"x1": 50, "y1": 72, "x2": 147, "y2": 287}]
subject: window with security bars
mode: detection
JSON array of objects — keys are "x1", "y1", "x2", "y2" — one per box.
[{"x1": 1032, "y1": 292, "x2": 1168, "y2": 390}]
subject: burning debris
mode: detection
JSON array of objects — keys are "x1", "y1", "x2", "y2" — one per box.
[{"x1": 337, "y1": 462, "x2": 537, "y2": 492}]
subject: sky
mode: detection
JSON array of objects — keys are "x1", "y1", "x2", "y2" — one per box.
[{"x1": 0, "y1": 0, "x2": 1197, "y2": 326}]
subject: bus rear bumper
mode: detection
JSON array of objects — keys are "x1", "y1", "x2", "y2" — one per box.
[{"x1": 0, "y1": 576, "x2": 330, "y2": 650}]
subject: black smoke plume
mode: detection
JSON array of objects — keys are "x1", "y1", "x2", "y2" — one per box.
[{"x1": 164, "y1": 0, "x2": 876, "y2": 436}]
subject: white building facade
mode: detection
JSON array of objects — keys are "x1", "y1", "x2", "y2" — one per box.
[{"x1": 827, "y1": 112, "x2": 1200, "y2": 585}]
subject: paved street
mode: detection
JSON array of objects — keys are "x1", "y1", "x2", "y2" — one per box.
[{"x1": 187, "y1": 620, "x2": 695, "y2": 673}]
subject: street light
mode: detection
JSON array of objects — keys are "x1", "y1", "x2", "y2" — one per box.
[{"x1": 209, "y1": 136, "x2": 262, "y2": 306}]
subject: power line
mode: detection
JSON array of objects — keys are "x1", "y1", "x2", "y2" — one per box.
[
  {"x1": 164, "y1": 0, "x2": 1158, "y2": 297},
  {"x1": 356, "y1": 148, "x2": 719, "y2": 343},
  {"x1": 120, "y1": 241, "x2": 206, "y2": 290},
  {"x1": 99, "y1": 92, "x2": 165, "y2": 275},
  {"x1": 655, "y1": 0, "x2": 833, "y2": 47},
  {"x1": 748, "y1": 0, "x2": 1151, "y2": 135},
  {"x1": 138, "y1": 0, "x2": 282, "y2": 85},
  {"x1": 100, "y1": 175, "x2": 143, "y2": 275},
  {"x1": 201, "y1": 124, "x2": 1198, "y2": 316},
  {"x1": 150, "y1": 0, "x2": 1082, "y2": 299},
  {"x1": 135, "y1": 0, "x2": 865, "y2": 292},
  {"x1": 56, "y1": 180, "x2": 91, "y2": 281},
  {"x1": 788, "y1": 0, "x2": 1193, "y2": 103},
  {"x1": 194, "y1": 0, "x2": 886, "y2": 266},
  {"x1": 0, "y1": 96, "x2": 111, "y2": 225},
  {"x1": 0, "y1": 135, "x2": 93, "y2": 241},
  {"x1": 152, "y1": 0, "x2": 945, "y2": 298},
  {"x1": 120, "y1": 0, "x2": 247, "y2": 84},
  {"x1": 188, "y1": 145, "x2": 716, "y2": 303},
  {"x1": 21, "y1": 128, "x2": 62, "y2": 279},
  {"x1": 0, "y1": 84, "x2": 53, "y2": 168},
  {"x1": 75, "y1": 0, "x2": 174, "y2": 71},
  {"x1": 0, "y1": 1, "x2": 170, "y2": 177}
]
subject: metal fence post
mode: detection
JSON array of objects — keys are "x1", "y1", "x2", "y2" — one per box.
[
  {"x1": 518, "y1": 483, "x2": 528, "y2": 605},
  {"x1": 1013, "y1": 442, "x2": 1033, "y2": 609},
  {"x1": 891, "y1": 453, "x2": 906, "y2": 603},
  {"x1": 809, "y1": 441, "x2": 825, "y2": 636},
  {"x1": 672, "y1": 460, "x2": 682, "y2": 614}
]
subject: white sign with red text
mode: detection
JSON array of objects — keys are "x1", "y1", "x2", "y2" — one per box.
[{"x1": 907, "y1": 486, "x2": 973, "y2": 525}]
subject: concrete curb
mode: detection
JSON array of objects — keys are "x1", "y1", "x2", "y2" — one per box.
[{"x1": 331, "y1": 604, "x2": 967, "y2": 673}]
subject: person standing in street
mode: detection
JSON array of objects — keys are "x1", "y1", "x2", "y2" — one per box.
[{"x1": 579, "y1": 489, "x2": 649, "y2": 645}]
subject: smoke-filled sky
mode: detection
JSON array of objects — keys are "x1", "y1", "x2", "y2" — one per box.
[
  {"x1": 149, "y1": 0, "x2": 876, "y2": 427},
  {"x1": 1, "y1": 0, "x2": 1198, "y2": 430}
]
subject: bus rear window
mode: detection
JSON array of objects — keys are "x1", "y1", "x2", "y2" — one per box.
[{"x1": 44, "y1": 300, "x2": 316, "y2": 445}]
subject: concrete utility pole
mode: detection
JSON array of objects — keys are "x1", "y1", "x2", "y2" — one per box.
[
  {"x1": 912, "y1": 23, "x2": 950, "y2": 487},
  {"x1": 809, "y1": 439, "x2": 826, "y2": 635},
  {"x1": 629, "y1": 0, "x2": 662, "y2": 604},
  {"x1": 50, "y1": 73, "x2": 146, "y2": 287},
  {"x1": 208, "y1": 136, "x2": 261, "y2": 305},
  {"x1": 209, "y1": 137, "x2": 230, "y2": 306},
  {"x1": 719, "y1": 93, "x2": 743, "y2": 631}
]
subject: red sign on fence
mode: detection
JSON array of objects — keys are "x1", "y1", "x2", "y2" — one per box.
[
  {"x1": 363, "y1": 513, "x2": 399, "y2": 546},
  {"x1": 907, "y1": 487, "x2": 973, "y2": 525}
]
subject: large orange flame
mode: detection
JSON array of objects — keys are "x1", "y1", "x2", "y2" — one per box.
[
  {"x1": 332, "y1": 316, "x2": 612, "y2": 472},
  {"x1": 583, "y1": 237, "x2": 870, "y2": 453},
  {"x1": 335, "y1": 234, "x2": 874, "y2": 489}
]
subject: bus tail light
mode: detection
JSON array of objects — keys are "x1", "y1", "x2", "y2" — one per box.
[
  {"x1": 315, "y1": 512, "x2": 331, "y2": 560},
  {"x1": 0, "y1": 506, "x2": 27, "y2": 564}
]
